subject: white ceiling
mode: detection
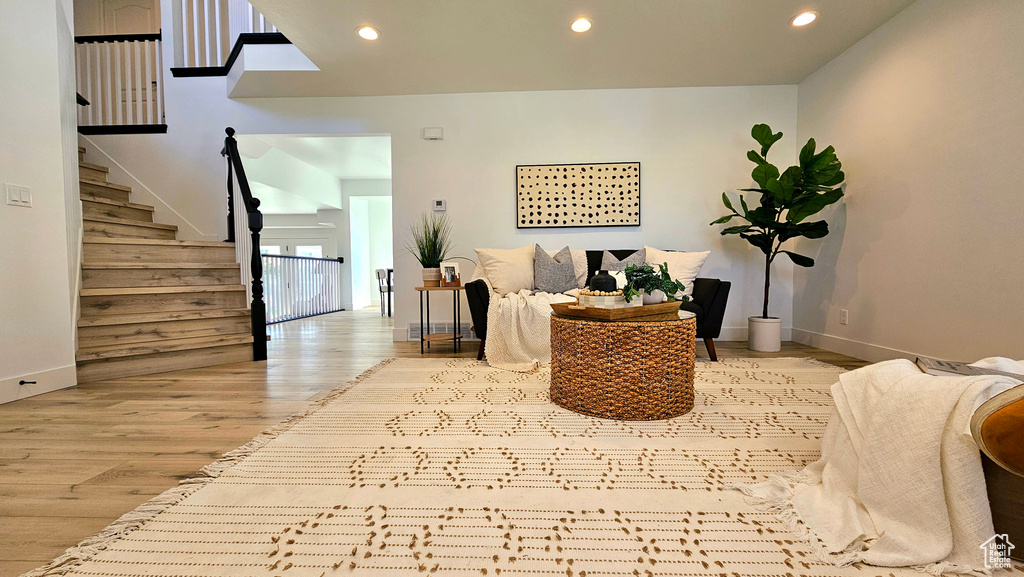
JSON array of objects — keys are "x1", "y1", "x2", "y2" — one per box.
[
  {"x1": 249, "y1": 181, "x2": 335, "y2": 214},
  {"x1": 238, "y1": 135, "x2": 392, "y2": 214},
  {"x1": 248, "y1": 0, "x2": 916, "y2": 97},
  {"x1": 250, "y1": 135, "x2": 392, "y2": 180}
]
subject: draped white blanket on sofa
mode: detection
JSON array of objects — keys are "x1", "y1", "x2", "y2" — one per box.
[
  {"x1": 731, "y1": 358, "x2": 1023, "y2": 575},
  {"x1": 473, "y1": 274, "x2": 577, "y2": 371}
]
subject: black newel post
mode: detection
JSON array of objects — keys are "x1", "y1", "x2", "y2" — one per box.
[
  {"x1": 224, "y1": 126, "x2": 267, "y2": 362},
  {"x1": 249, "y1": 200, "x2": 267, "y2": 361}
]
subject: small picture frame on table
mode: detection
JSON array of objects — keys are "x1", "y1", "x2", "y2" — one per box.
[{"x1": 440, "y1": 261, "x2": 461, "y2": 287}]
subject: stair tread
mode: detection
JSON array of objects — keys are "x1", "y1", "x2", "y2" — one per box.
[
  {"x1": 81, "y1": 285, "x2": 245, "y2": 297},
  {"x1": 83, "y1": 238, "x2": 235, "y2": 247},
  {"x1": 83, "y1": 215, "x2": 178, "y2": 230},
  {"x1": 82, "y1": 261, "x2": 240, "y2": 269},
  {"x1": 77, "y1": 333, "x2": 254, "y2": 361},
  {"x1": 78, "y1": 309, "x2": 250, "y2": 327},
  {"x1": 80, "y1": 161, "x2": 109, "y2": 173},
  {"x1": 81, "y1": 193, "x2": 154, "y2": 211},
  {"x1": 80, "y1": 178, "x2": 132, "y2": 192}
]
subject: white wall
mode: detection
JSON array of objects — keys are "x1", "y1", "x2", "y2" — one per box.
[
  {"x1": 350, "y1": 195, "x2": 394, "y2": 308},
  {"x1": 349, "y1": 197, "x2": 371, "y2": 309},
  {"x1": 366, "y1": 196, "x2": 393, "y2": 305},
  {"x1": 88, "y1": 43, "x2": 799, "y2": 340},
  {"x1": 0, "y1": 0, "x2": 79, "y2": 403},
  {"x1": 793, "y1": 0, "x2": 1024, "y2": 362}
]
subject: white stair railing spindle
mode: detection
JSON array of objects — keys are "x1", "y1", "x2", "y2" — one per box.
[
  {"x1": 143, "y1": 40, "x2": 153, "y2": 124},
  {"x1": 155, "y1": 40, "x2": 164, "y2": 123},
  {"x1": 90, "y1": 43, "x2": 99, "y2": 124},
  {"x1": 133, "y1": 41, "x2": 143, "y2": 122},
  {"x1": 124, "y1": 43, "x2": 134, "y2": 125},
  {"x1": 113, "y1": 43, "x2": 123, "y2": 125}
]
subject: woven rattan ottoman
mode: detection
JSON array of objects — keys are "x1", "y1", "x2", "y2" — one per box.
[{"x1": 549, "y1": 311, "x2": 697, "y2": 421}]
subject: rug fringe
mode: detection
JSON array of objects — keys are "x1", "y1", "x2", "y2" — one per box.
[
  {"x1": 19, "y1": 358, "x2": 397, "y2": 577},
  {"x1": 726, "y1": 474, "x2": 993, "y2": 577},
  {"x1": 725, "y1": 472, "x2": 868, "y2": 568}
]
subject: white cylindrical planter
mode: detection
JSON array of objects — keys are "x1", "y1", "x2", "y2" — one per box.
[
  {"x1": 748, "y1": 316, "x2": 782, "y2": 352},
  {"x1": 642, "y1": 289, "x2": 666, "y2": 305}
]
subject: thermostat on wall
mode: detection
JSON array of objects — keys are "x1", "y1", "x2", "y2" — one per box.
[
  {"x1": 422, "y1": 127, "x2": 444, "y2": 140},
  {"x1": 433, "y1": 199, "x2": 446, "y2": 212}
]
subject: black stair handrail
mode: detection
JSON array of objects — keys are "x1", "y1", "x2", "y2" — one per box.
[{"x1": 221, "y1": 127, "x2": 268, "y2": 361}]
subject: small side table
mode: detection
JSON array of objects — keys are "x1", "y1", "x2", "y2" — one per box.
[{"x1": 415, "y1": 286, "x2": 464, "y2": 354}]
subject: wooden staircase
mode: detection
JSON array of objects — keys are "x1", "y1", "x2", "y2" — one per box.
[{"x1": 76, "y1": 146, "x2": 255, "y2": 382}]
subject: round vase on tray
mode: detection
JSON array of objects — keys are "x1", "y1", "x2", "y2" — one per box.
[
  {"x1": 422, "y1": 267, "x2": 441, "y2": 287},
  {"x1": 748, "y1": 316, "x2": 782, "y2": 352},
  {"x1": 643, "y1": 289, "x2": 666, "y2": 305},
  {"x1": 590, "y1": 270, "x2": 617, "y2": 292}
]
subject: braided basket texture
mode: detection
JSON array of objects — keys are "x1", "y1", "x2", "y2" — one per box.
[{"x1": 549, "y1": 315, "x2": 696, "y2": 421}]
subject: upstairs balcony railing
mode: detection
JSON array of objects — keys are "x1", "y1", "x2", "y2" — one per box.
[
  {"x1": 263, "y1": 255, "x2": 345, "y2": 324},
  {"x1": 75, "y1": 33, "x2": 166, "y2": 134},
  {"x1": 171, "y1": 0, "x2": 280, "y2": 71}
]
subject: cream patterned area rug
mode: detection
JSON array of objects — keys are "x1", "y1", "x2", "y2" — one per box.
[{"x1": 30, "y1": 357, "x2": 952, "y2": 577}]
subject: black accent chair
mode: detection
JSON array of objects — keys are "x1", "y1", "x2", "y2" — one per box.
[{"x1": 465, "y1": 249, "x2": 731, "y2": 361}]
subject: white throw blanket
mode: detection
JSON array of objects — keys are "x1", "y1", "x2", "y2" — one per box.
[
  {"x1": 477, "y1": 277, "x2": 577, "y2": 372},
  {"x1": 731, "y1": 357, "x2": 1023, "y2": 576}
]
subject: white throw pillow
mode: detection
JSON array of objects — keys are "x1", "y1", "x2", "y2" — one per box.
[
  {"x1": 546, "y1": 248, "x2": 589, "y2": 289},
  {"x1": 643, "y1": 246, "x2": 710, "y2": 299},
  {"x1": 475, "y1": 245, "x2": 536, "y2": 296}
]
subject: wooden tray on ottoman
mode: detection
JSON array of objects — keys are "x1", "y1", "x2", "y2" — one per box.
[{"x1": 551, "y1": 300, "x2": 682, "y2": 322}]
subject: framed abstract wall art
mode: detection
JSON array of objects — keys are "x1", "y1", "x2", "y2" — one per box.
[{"x1": 516, "y1": 162, "x2": 640, "y2": 228}]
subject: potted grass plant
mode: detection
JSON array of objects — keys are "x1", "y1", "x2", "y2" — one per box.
[
  {"x1": 711, "y1": 123, "x2": 845, "y2": 351},
  {"x1": 407, "y1": 212, "x2": 455, "y2": 287}
]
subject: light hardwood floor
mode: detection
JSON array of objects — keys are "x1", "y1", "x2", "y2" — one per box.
[{"x1": 0, "y1": 309, "x2": 867, "y2": 576}]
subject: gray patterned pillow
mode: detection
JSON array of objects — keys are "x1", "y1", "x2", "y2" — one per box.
[
  {"x1": 601, "y1": 248, "x2": 646, "y2": 271},
  {"x1": 534, "y1": 245, "x2": 577, "y2": 294}
]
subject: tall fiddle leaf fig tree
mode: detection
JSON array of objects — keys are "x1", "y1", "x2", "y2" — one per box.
[{"x1": 712, "y1": 124, "x2": 845, "y2": 319}]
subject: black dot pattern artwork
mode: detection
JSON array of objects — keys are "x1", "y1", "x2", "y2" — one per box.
[{"x1": 516, "y1": 162, "x2": 641, "y2": 228}]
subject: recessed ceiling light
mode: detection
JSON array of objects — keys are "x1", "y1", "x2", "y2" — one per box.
[
  {"x1": 571, "y1": 18, "x2": 592, "y2": 33},
  {"x1": 356, "y1": 26, "x2": 380, "y2": 40},
  {"x1": 790, "y1": 11, "x2": 819, "y2": 27}
]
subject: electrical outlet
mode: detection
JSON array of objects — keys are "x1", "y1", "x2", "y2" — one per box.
[
  {"x1": 840, "y1": 309, "x2": 849, "y2": 325},
  {"x1": 5, "y1": 183, "x2": 31, "y2": 207}
]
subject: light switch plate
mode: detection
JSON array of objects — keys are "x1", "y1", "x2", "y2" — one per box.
[{"x1": 5, "y1": 184, "x2": 31, "y2": 207}]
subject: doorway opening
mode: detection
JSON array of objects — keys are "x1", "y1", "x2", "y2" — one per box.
[{"x1": 234, "y1": 133, "x2": 392, "y2": 316}]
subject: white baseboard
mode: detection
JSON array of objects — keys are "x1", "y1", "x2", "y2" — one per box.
[
  {"x1": 0, "y1": 365, "x2": 77, "y2": 405},
  {"x1": 717, "y1": 326, "x2": 791, "y2": 342},
  {"x1": 791, "y1": 328, "x2": 920, "y2": 363}
]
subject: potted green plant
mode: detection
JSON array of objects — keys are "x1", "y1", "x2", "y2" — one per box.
[
  {"x1": 711, "y1": 123, "x2": 845, "y2": 351},
  {"x1": 622, "y1": 263, "x2": 689, "y2": 305},
  {"x1": 407, "y1": 212, "x2": 455, "y2": 287}
]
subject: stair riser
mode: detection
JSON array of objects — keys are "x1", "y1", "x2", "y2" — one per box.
[
  {"x1": 80, "y1": 181, "x2": 130, "y2": 203},
  {"x1": 84, "y1": 243, "x2": 237, "y2": 264},
  {"x1": 80, "y1": 290, "x2": 248, "y2": 316},
  {"x1": 82, "y1": 200, "x2": 154, "y2": 222},
  {"x1": 83, "y1": 267, "x2": 241, "y2": 288},
  {"x1": 76, "y1": 343, "x2": 254, "y2": 382},
  {"x1": 79, "y1": 166, "x2": 107, "y2": 181},
  {"x1": 78, "y1": 316, "x2": 251, "y2": 348},
  {"x1": 84, "y1": 221, "x2": 176, "y2": 240}
]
